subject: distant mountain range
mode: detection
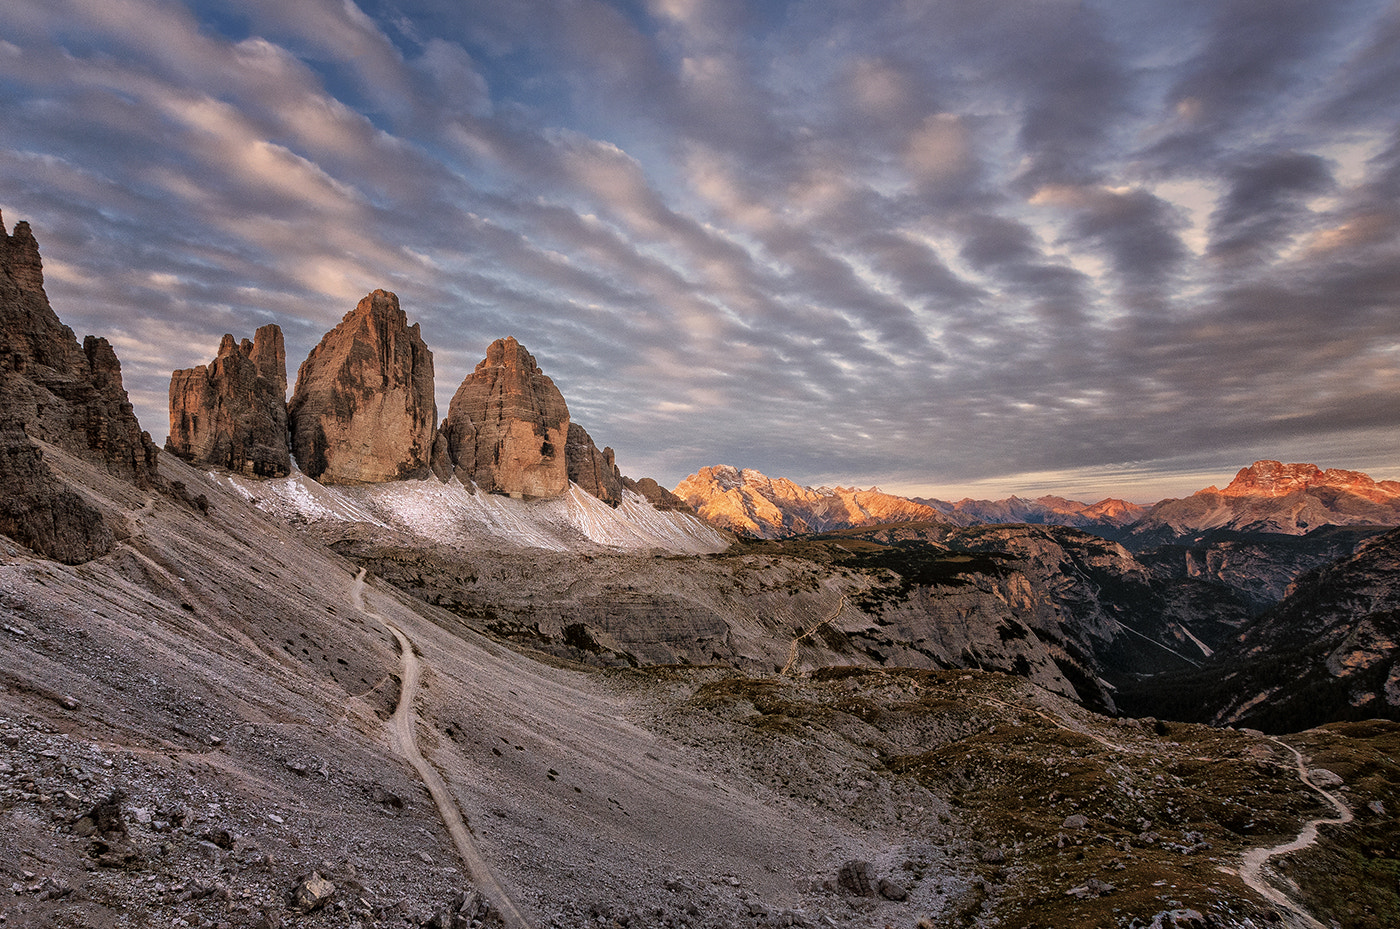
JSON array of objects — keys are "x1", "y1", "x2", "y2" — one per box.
[{"x1": 674, "y1": 461, "x2": 1400, "y2": 545}]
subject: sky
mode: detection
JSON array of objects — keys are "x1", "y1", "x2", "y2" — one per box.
[{"x1": 2, "y1": 0, "x2": 1398, "y2": 503}]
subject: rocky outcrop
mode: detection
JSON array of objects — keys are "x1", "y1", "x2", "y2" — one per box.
[
  {"x1": 0, "y1": 211, "x2": 158, "y2": 486},
  {"x1": 1132, "y1": 526, "x2": 1400, "y2": 733},
  {"x1": 1219, "y1": 460, "x2": 1400, "y2": 499},
  {"x1": 440, "y1": 337, "x2": 569, "y2": 498},
  {"x1": 565, "y1": 422, "x2": 623, "y2": 506},
  {"x1": 288, "y1": 290, "x2": 436, "y2": 484},
  {"x1": 167, "y1": 326, "x2": 290, "y2": 477},
  {"x1": 1135, "y1": 526, "x2": 1386, "y2": 611},
  {"x1": 0, "y1": 212, "x2": 158, "y2": 562},
  {"x1": 0, "y1": 419, "x2": 115, "y2": 563}
]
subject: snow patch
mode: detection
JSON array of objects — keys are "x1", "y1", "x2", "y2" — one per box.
[
  {"x1": 218, "y1": 470, "x2": 728, "y2": 555},
  {"x1": 1177, "y1": 624, "x2": 1214, "y2": 658}
]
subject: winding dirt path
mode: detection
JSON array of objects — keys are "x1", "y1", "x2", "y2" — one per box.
[
  {"x1": 1237, "y1": 737, "x2": 1354, "y2": 928},
  {"x1": 971, "y1": 691, "x2": 1353, "y2": 927},
  {"x1": 780, "y1": 595, "x2": 845, "y2": 676},
  {"x1": 350, "y1": 569, "x2": 535, "y2": 929}
]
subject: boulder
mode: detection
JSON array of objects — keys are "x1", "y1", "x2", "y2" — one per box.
[
  {"x1": 566, "y1": 422, "x2": 623, "y2": 506},
  {"x1": 288, "y1": 290, "x2": 436, "y2": 484},
  {"x1": 167, "y1": 325, "x2": 290, "y2": 477},
  {"x1": 291, "y1": 871, "x2": 336, "y2": 911},
  {"x1": 837, "y1": 859, "x2": 876, "y2": 897},
  {"x1": 441, "y1": 337, "x2": 569, "y2": 498},
  {"x1": 878, "y1": 877, "x2": 909, "y2": 901}
]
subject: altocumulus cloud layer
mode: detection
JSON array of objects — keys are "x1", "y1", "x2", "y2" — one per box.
[{"x1": 2, "y1": 0, "x2": 1398, "y2": 500}]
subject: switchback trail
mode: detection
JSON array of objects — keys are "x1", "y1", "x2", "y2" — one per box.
[
  {"x1": 350, "y1": 569, "x2": 534, "y2": 929},
  {"x1": 1237, "y1": 737, "x2": 1354, "y2": 929}
]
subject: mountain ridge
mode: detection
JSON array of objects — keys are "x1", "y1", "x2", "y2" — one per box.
[{"x1": 675, "y1": 460, "x2": 1400, "y2": 543}]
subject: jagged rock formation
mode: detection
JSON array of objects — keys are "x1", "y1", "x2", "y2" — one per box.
[
  {"x1": 0, "y1": 211, "x2": 158, "y2": 485},
  {"x1": 0, "y1": 212, "x2": 157, "y2": 562},
  {"x1": 288, "y1": 290, "x2": 436, "y2": 484},
  {"x1": 565, "y1": 422, "x2": 623, "y2": 506},
  {"x1": 675, "y1": 465, "x2": 943, "y2": 538},
  {"x1": 1126, "y1": 460, "x2": 1400, "y2": 544},
  {"x1": 677, "y1": 465, "x2": 1151, "y2": 540},
  {"x1": 167, "y1": 326, "x2": 290, "y2": 477},
  {"x1": 1135, "y1": 526, "x2": 1388, "y2": 612},
  {"x1": 440, "y1": 337, "x2": 569, "y2": 498},
  {"x1": 1223, "y1": 526, "x2": 1400, "y2": 729},
  {"x1": 679, "y1": 461, "x2": 1400, "y2": 553}
]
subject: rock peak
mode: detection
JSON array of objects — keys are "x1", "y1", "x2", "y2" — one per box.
[
  {"x1": 1220, "y1": 460, "x2": 1393, "y2": 498},
  {"x1": 2, "y1": 215, "x2": 46, "y2": 296},
  {"x1": 441, "y1": 337, "x2": 569, "y2": 498},
  {"x1": 167, "y1": 325, "x2": 290, "y2": 478},
  {"x1": 478, "y1": 336, "x2": 539, "y2": 374},
  {"x1": 288, "y1": 290, "x2": 436, "y2": 484}
]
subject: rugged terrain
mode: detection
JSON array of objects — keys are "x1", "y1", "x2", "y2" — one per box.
[
  {"x1": 1119, "y1": 527, "x2": 1400, "y2": 734},
  {"x1": 676, "y1": 462, "x2": 1400, "y2": 546},
  {"x1": 4, "y1": 212, "x2": 1400, "y2": 928},
  {"x1": 4, "y1": 451, "x2": 1398, "y2": 929},
  {"x1": 676, "y1": 463, "x2": 1399, "y2": 637},
  {"x1": 4, "y1": 456, "x2": 1398, "y2": 928}
]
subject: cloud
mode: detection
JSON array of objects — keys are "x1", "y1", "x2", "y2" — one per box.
[
  {"x1": 1207, "y1": 151, "x2": 1335, "y2": 263},
  {"x1": 1, "y1": 0, "x2": 1397, "y2": 498},
  {"x1": 1033, "y1": 184, "x2": 1189, "y2": 288}
]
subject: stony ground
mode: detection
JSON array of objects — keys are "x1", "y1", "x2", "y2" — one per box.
[{"x1": 2, "y1": 449, "x2": 1397, "y2": 929}]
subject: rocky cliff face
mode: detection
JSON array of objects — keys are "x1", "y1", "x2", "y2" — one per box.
[
  {"x1": 288, "y1": 290, "x2": 436, "y2": 485},
  {"x1": 565, "y1": 422, "x2": 624, "y2": 506},
  {"x1": 0, "y1": 212, "x2": 158, "y2": 562},
  {"x1": 675, "y1": 465, "x2": 943, "y2": 538},
  {"x1": 1127, "y1": 460, "x2": 1400, "y2": 544},
  {"x1": 0, "y1": 420, "x2": 115, "y2": 564},
  {"x1": 0, "y1": 212, "x2": 158, "y2": 486},
  {"x1": 1135, "y1": 526, "x2": 1388, "y2": 612},
  {"x1": 440, "y1": 337, "x2": 569, "y2": 498},
  {"x1": 167, "y1": 326, "x2": 290, "y2": 477}
]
